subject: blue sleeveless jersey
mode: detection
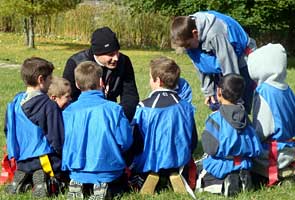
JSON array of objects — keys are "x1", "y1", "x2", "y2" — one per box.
[
  {"x1": 62, "y1": 90, "x2": 133, "y2": 183},
  {"x1": 203, "y1": 111, "x2": 262, "y2": 179},
  {"x1": 6, "y1": 92, "x2": 53, "y2": 161},
  {"x1": 187, "y1": 10, "x2": 249, "y2": 74},
  {"x1": 256, "y1": 83, "x2": 295, "y2": 150},
  {"x1": 132, "y1": 100, "x2": 195, "y2": 173}
]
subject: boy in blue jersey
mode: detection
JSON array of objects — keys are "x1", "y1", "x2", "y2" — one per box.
[
  {"x1": 197, "y1": 74, "x2": 262, "y2": 196},
  {"x1": 171, "y1": 11, "x2": 256, "y2": 113},
  {"x1": 5, "y1": 57, "x2": 64, "y2": 197},
  {"x1": 62, "y1": 61, "x2": 133, "y2": 200},
  {"x1": 131, "y1": 56, "x2": 198, "y2": 195},
  {"x1": 247, "y1": 44, "x2": 295, "y2": 186}
]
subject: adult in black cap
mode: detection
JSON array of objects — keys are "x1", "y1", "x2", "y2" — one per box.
[{"x1": 63, "y1": 27, "x2": 139, "y2": 121}]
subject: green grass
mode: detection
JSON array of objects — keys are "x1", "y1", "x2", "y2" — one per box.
[{"x1": 1, "y1": 33, "x2": 295, "y2": 199}]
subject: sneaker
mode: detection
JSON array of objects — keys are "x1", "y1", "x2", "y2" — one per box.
[
  {"x1": 32, "y1": 169, "x2": 48, "y2": 198},
  {"x1": 67, "y1": 179, "x2": 83, "y2": 199},
  {"x1": 169, "y1": 173, "x2": 186, "y2": 194},
  {"x1": 223, "y1": 172, "x2": 241, "y2": 197},
  {"x1": 5, "y1": 170, "x2": 28, "y2": 194},
  {"x1": 239, "y1": 170, "x2": 252, "y2": 191},
  {"x1": 140, "y1": 173, "x2": 159, "y2": 195},
  {"x1": 88, "y1": 183, "x2": 108, "y2": 200}
]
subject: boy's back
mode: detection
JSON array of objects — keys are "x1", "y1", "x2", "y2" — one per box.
[
  {"x1": 248, "y1": 43, "x2": 295, "y2": 185},
  {"x1": 61, "y1": 61, "x2": 133, "y2": 199},
  {"x1": 133, "y1": 90, "x2": 197, "y2": 173},
  {"x1": 5, "y1": 57, "x2": 64, "y2": 198},
  {"x1": 6, "y1": 92, "x2": 63, "y2": 162},
  {"x1": 62, "y1": 90, "x2": 132, "y2": 180},
  {"x1": 198, "y1": 74, "x2": 262, "y2": 196}
]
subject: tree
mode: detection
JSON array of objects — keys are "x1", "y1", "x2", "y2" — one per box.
[
  {"x1": 0, "y1": 0, "x2": 81, "y2": 48},
  {"x1": 121, "y1": 0, "x2": 295, "y2": 55}
]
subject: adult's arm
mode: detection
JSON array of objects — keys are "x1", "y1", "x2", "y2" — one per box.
[
  {"x1": 119, "y1": 56, "x2": 139, "y2": 121},
  {"x1": 63, "y1": 58, "x2": 80, "y2": 101}
]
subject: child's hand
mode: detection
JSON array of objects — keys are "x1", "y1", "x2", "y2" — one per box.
[
  {"x1": 204, "y1": 96, "x2": 216, "y2": 105},
  {"x1": 205, "y1": 96, "x2": 220, "y2": 111}
]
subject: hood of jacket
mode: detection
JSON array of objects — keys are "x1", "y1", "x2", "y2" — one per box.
[
  {"x1": 190, "y1": 12, "x2": 216, "y2": 43},
  {"x1": 247, "y1": 43, "x2": 288, "y2": 89},
  {"x1": 219, "y1": 104, "x2": 248, "y2": 130}
]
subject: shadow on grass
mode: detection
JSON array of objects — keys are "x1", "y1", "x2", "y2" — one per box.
[
  {"x1": 288, "y1": 56, "x2": 295, "y2": 69},
  {"x1": 37, "y1": 40, "x2": 175, "y2": 53},
  {"x1": 37, "y1": 41, "x2": 89, "y2": 51}
]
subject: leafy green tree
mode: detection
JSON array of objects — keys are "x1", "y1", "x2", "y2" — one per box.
[
  {"x1": 121, "y1": 0, "x2": 295, "y2": 54},
  {"x1": 0, "y1": 0, "x2": 81, "y2": 48}
]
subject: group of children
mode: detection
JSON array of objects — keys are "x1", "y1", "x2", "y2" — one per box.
[{"x1": 3, "y1": 10, "x2": 295, "y2": 200}]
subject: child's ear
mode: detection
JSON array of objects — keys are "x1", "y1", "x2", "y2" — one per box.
[
  {"x1": 37, "y1": 75, "x2": 44, "y2": 84},
  {"x1": 217, "y1": 87, "x2": 222, "y2": 98},
  {"x1": 156, "y1": 77, "x2": 163, "y2": 87},
  {"x1": 192, "y1": 29, "x2": 198, "y2": 37},
  {"x1": 75, "y1": 81, "x2": 81, "y2": 90},
  {"x1": 50, "y1": 95, "x2": 57, "y2": 101}
]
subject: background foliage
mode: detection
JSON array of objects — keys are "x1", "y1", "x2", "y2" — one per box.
[{"x1": 0, "y1": 0, "x2": 294, "y2": 54}]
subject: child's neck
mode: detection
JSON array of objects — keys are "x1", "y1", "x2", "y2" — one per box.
[
  {"x1": 26, "y1": 86, "x2": 41, "y2": 93},
  {"x1": 219, "y1": 98, "x2": 234, "y2": 105}
]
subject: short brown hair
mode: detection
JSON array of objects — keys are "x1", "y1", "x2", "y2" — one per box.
[
  {"x1": 47, "y1": 76, "x2": 71, "y2": 97},
  {"x1": 74, "y1": 61, "x2": 102, "y2": 91},
  {"x1": 150, "y1": 57, "x2": 180, "y2": 89},
  {"x1": 170, "y1": 16, "x2": 196, "y2": 47},
  {"x1": 21, "y1": 57, "x2": 54, "y2": 86}
]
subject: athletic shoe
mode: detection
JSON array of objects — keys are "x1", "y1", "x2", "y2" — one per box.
[
  {"x1": 88, "y1": 183, "x2": 108, "y2": 200},
  {"x1": 32, "y1": 169, "x2": 48, "y2": 198},
  {"x1": 67, "y1": 179, "x2": 83, "y2": 199},
  {"x1": 5, "y1": 170, "x2": 28, "y2": 194}
]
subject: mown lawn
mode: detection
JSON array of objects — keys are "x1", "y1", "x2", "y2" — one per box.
[{"x1": 1, "y1": 32, "x2": 295, "y2": 199}]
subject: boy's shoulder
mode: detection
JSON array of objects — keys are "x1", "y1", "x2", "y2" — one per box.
[
  {"x1": 66, "y1": 96, "x2": 122, "y2": 112},
  {"x1": 139, "y1": 90, "x2": 182, "y2": 108}
]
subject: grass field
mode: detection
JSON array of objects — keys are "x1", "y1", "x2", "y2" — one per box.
[{"x1": 1, "y1": 32, "x2": 295, "y2": 199}]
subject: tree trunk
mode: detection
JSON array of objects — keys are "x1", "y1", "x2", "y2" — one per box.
[
  {"x1": 24, "y1": 18, "x2": 29, "y2": 46},
  {"x1": 28, "y1": 15, "x2": 35, "y2": 48}
]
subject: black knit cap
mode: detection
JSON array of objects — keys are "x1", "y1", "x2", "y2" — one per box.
[{"x1": 91, "y1": 27, "x2": 120, "y2": 55}]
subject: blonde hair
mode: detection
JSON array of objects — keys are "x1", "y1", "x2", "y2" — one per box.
[
  {"x1": 74, "y1": 61, "x2": 102, "y2": 91},
  {"x1": 48, "y1": 76, "x2": 71, "y2": 97}
]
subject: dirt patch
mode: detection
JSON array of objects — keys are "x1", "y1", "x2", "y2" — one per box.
[{"x1": 0, "y1": 63, "x2": 20, "y2": 68}]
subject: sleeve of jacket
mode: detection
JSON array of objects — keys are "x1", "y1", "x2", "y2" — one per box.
[
  {"x1": 63, "y1": 58, "x2": 80, "y2": 101},
  {"x1": 252, "y1": 93, "x2": 274, "y2": 141},
  {"x1": 191, "y1": 118, "x2": 198, "y2": 153},
  {"x1": 210, "y1": 34, "x2": 240, "y2": 75},
  {"x1": 45, "y1": 103, "x2": 65, "y2": 155},
  {"x1": 119, "y1": 56, "x2": 139, "y2": 121},
  {"x1": 114, "y1": 109, "x2": 133, "y2": 152},
  {"x1": 197, "y1": 69, "x2": 215, "y2": 97},
  {"x1": 201, "y1": 117, "x2": 219, "y2": 155}
]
